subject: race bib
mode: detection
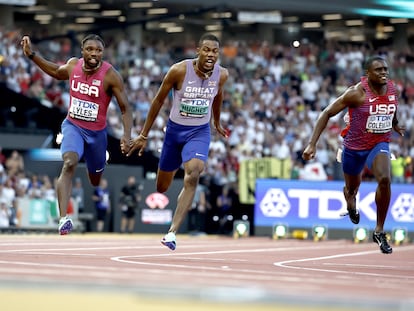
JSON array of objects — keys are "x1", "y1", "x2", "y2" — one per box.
[
  {"x1": 365, "y1": 114, "x2": 393, "y2": 133},
  {"x1": 179, "y1": 98, "x2": 210, "y2": 118},
  {"x1": 69, "y1": 97, "x2": 99, "y2": 122}
]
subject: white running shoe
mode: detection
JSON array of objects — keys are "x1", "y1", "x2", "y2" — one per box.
[
  {"x1": 58, "y1": 217, "x2": 73, "y2": 235},
  {"x1": 161, "y1": 232, "x2": 176, "y2": 250}
]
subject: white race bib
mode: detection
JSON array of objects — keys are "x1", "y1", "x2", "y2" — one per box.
[
  {"x1": 69, "y1": 97, "x2": 99, "y2": 122},
  {"x1": 179, "y1": 98, "x2": 210, "y2": 118},
  {"x1": 365, "y1": 114, "x2": 393, "y2": 133}
]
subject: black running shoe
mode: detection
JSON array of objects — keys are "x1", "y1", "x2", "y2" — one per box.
[
  {"x1": 373, "y1": 231, "x2": 393, "y2": 254},
  {"x1": 343, "y1": 187, "x2": 360, "y2": 224}
]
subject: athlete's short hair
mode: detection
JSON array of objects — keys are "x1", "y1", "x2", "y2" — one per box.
[
  {"x1": 198, "y1": 33, "x2": 220, "y2": 46},
  {"x1": 364, "y1": 55, "x2": 386, "y2": 70},
  {"x1": 81, "y1": 34, "x2": 105, "y2": 48}
]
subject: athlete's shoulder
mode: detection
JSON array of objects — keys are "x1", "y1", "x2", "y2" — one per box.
[
  {"x1": 171, "y1": 59, "x2": 188, "y2": 70},
  {"x1": 342, "y1": 82, "x2": 364, "y2": 105},
  {"x1": 340, "y1": 82, "x2": 362, "y2": 97},
  {"x1": 167, "y1": 60, "x2": 188, "y2": 80},
  {"x1": 67, "y1": 57, "x2": 80, "y2": 65}
]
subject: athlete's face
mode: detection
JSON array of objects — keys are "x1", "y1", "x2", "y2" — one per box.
[
  {"x1": 196, "y1": 40, "x2": 220, "y2": 71},
  {"x1": 367, "y1": 60, "x2": 389, "y2": 86},
  {"x1": 81, "y1": 39, "x2": 104, "y2": 69}
]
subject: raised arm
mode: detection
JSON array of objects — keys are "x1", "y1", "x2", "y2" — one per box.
[{"x1": 21, "y1": 35, "x2": 75, "y2": 80}]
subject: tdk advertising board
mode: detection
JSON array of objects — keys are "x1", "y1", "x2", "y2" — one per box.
[{"x1": 254, "y1": 179, "x2": 414, "y2": 235}]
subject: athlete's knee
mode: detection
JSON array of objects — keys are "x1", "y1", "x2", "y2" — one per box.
[
  {"x1": 184, "y1": 170, "x2": 201, "y2": 188},
  {"x1": 61, "y1": 156, "x2": 78, "y2": 174},
  {"x1": 377, "y1": 175, "x2": 391, "y2": 188}
]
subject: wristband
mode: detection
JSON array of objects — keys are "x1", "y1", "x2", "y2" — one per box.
[
  {"x1": 139, "y1": 133, "x2": 148, "y2": 140},
  {"x1": 28, "y1": 51, "x2": 36, "y2": 60}
]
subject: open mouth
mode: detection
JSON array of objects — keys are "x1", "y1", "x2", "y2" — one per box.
[{"x1": 205, "y1": 59, "x2": 214, "y2": 69}]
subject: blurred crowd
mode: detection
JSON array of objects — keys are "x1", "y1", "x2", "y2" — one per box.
[
  {"x1": 0, "y1": 147, "x2": 57, "y2": 227},
  {"x1": 1, "y1": 26, "x2": 414, "y2": 228}
]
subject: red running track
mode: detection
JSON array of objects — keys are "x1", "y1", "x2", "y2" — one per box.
[{"x1": 0, "y1": 234, "x2": 413, "y2": 311}]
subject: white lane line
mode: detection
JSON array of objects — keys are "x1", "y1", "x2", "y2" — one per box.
[
  {"x1": 7, "y1": 252, "x2": 97, "y2": 256},
  {"x1": 323, "y1": 263, "x2": 414, "y2": 271},
  {"x1": 0, "y1": 245, "x2": 157, "y2": 253},
  {"x1": 274, "y1": 245, "x2": 414, "y2": 279}
]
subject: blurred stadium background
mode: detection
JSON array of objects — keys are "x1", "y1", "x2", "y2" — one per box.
[{"x1": 0, "y1": 0, "x2": 414, "y2": 241}]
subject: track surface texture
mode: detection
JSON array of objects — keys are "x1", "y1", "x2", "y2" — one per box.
[{"x1": 1, "y1": 234, "x2": 413, "y2": 311}]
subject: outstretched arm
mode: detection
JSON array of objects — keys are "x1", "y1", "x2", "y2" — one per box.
[
  {"x1": 21, "y1": 35, "x2": 74, "y2": 80},
  {"x1": 302, "y1": 84, "x2": 361, "y2": 161},
  {"x1": 127, "y1": 62, "x2": 182, "y2": 157}
]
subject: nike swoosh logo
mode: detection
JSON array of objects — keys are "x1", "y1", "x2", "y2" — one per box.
[
  {"x1": 188, "y1": 81, "x2": 196, "y2": 84},
  {"x1": 74, "y1": 75, "x2": 81, "y2": 78},
  {"x1": 95, "y1": 168, "x2": 104, "y2": 173},
  {"x1": 369, "y1": 97, "x2": 378, "y2": 102},
  {"x1": 195, "y1": 153, "x2": 206, "y2": 157}
]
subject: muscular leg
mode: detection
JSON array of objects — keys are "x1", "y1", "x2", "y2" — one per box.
[
  {"x1": 156, "y1": 169, "x2": 176, "y2": 193},
  {"x1": 343, "y1": 172, "x2": 361, "y2": 199},
  {"x1": 343, "y1": 172, "x2": 361, "y2": 209},
  {"x1": 371, "y1": 153, "x2": 391, "y2": 232},
  {"x1": 56, "y1": 152, "x2": 78, "y2": 217},
  {"x1": 162, "y1": 158, "x2": 204, "y2": 233}
]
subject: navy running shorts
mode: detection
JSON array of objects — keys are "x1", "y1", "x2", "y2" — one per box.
[
  {"x1": 159, "y1": 119, "x2": 210, "y2": 172},
  {"x1": 342, "y1": 141, "x2": 390, "y2": 176},
  {"x1": 61, "y1": 119, "x2": 108, "y2": 174}
]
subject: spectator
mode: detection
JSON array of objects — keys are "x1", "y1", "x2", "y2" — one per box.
[
  {"x1": 215, "y1": 184, "x2": 233, "y2": 234},
  {"x1": 119, "y1": 175, "x2": 141, "y2": 234},
  {"x1": 71, "y1": 177, "x2": 85, "y2": 213},
  {"x1": 0, "y1": 198, "x2": 10, "y2": 228},
  {"x1": 5, "y1": 150, "x2": 24, "y2": 177},
  {"x1": 92, "y1": 178, "x2": 110, "y2": 232}
]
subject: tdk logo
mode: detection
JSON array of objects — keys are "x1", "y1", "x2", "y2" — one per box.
[
  {"x1": 259, "y1": 188, "x2": 414, "y2": 222},
  {"x1": 259, "y1": 188, "x2": 290, "y2": 217},
  {"x1": 391, "y1": 193, "x2": 414, "y2": 222}
]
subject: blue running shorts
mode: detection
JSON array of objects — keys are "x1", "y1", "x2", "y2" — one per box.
[
  {"x1": 159, "y1": 119, "x2": 210, "y2": 172},
  {"x1": 61, "y1": 119, "x2": 108, "y2": 174},
  {"x1": 342, "y1": 142, "x2": 390, "y2": 176}
]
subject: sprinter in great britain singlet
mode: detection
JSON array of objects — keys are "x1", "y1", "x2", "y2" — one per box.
[
  {"x1": 159, "y1": 60, "x2": 220, "y2": 171},
  {"x1": 169, "y1": 60, "x2": 220, "y2": 126}
]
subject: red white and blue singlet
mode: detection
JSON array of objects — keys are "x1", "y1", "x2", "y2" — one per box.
[{"x1": 342, "y1": 76, "x2": 398, "y2": 151}]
